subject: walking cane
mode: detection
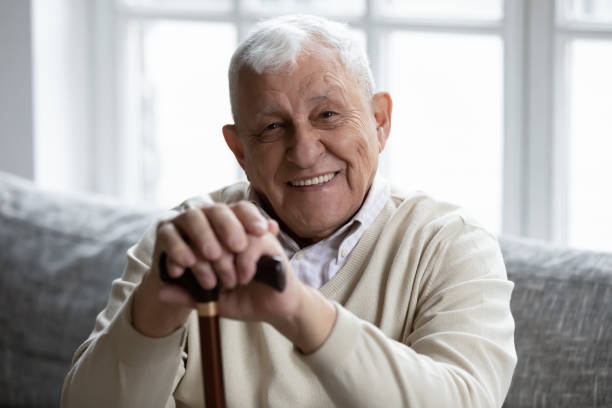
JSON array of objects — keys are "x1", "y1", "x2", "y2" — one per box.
[{"x1": 159, "y1": 253, "x2": 286, "y2": 408}]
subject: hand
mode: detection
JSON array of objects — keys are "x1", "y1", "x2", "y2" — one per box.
[
  {"x1": 132, "y1": 200, "x2": 337, "y2": 353},
  {"x1": 132, "y1": 201, "x2": 273, "y2": 338},
  {"x1": 213, "y1": 231, "x2": 337, "y2": 354}
]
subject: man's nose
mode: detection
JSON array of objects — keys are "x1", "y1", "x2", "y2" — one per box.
[{"x1": 285, "y1": 124, "x2": 324, "y2": 168}]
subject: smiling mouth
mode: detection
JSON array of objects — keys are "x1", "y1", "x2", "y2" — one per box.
[{"x1": 288, "y1": 171, "x2": 339, "y2": 187}]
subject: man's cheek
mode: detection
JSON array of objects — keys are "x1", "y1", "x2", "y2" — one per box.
[
  {"x1": 328, "y1": 129, "x2": 360, "y2": 154},
  {"x1": 336, "y1": 133, "x2": 370, "y2": 163}
]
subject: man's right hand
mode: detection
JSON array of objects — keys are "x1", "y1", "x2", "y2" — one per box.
[{"x1": 131, "y1": 201, "x2": 275, "y2": 338}]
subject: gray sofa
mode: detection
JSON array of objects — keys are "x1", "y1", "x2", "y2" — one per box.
[{"x1": 1, "y1": 171, "x2": 610, "y2": 407}]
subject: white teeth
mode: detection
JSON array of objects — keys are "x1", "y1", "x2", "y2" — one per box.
[{"x1": 290, "y1": 172, "x2": 335, "y2": 187}]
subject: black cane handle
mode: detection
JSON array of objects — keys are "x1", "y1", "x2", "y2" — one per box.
[{"x1": 159, "y1": 253, "x2": 286, "y2": 302}]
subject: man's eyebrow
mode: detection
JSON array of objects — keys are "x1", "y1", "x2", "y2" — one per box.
[
  {"x1": 309, "y1": 95, "x2": 329, "y2": 103},
  {"x1": 255, "y1": 105, "x2": 285, "y2": 117},
  {"x1": 309, "y1": 91, "x2": 344, "y2": 105}
]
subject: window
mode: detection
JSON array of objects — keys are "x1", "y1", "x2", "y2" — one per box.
[
  {"x1": 384, "y1": 32, "x2": 503, "y2": 232},
  {"x1": 557, "y1": 0, "x2": 612, "y2": 251},
  {"x1": 566, "y1": 39, "x2": 612, "y2": 251},
  {"x1": 140, "y1": 21, "x2": 238, "y2": 207},
  {"x1": 376, "y1": 0, "x2": 503, "y2": 20},
  {"x1": 91, "y1": 0, "x2": 612, "y2": 250}
]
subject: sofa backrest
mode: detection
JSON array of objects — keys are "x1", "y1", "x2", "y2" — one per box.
[
  {"x1": 0, "y1": 172, "x2": 160, "y2": 407},
  {"x1": 500, "y1": 236, "x2": 612, "y2": 407},
  {"x1": 2, "y1": 171, "x2": 611, "y2": 407}
]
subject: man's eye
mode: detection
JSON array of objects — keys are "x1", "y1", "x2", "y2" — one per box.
[
  {"x1": 320, "y1": 111, "x2": 336, "y2": 119},
  {"x1": 256, "y1": 122, "x2": 284, "y2": 143},
  {"x1": 264, "y1": 123, "x2": 279, "y2": 131}
]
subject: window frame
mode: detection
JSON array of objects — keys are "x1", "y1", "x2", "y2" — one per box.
[
  {"x1": 90, "y1": 0, "x2": 611, "y2": 246},
  {"x1": 554, "y1": 0, "x2": 612, "y2": 246}
]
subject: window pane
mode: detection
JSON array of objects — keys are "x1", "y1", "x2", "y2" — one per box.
[
  {"x1": 123, "y1": 0, "x2": 232, "y2": 13},
  {"x1": 560, "y1": 0, "x2": 612, "y2": 23},
  {"x1": 568, "y1": 39, "x2": 612, "y2": 252},
  {"x1": 241, "y1": 0, "x2": 365, "y2": 17},
  {"x1": 375, "y1": 0, "x2": 502, "y2": 20},
  {"x1": 382, "y1": 32, "x2": 503, "y2": 233},
  {"x1": 143, "y1": 21, "x2": 238, "y2": 208}
]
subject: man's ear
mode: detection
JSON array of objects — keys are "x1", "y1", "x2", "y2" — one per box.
[
  {"x1": 223, "y1": 124, "x2": 246, "y2": 170},
  {"x1": 371, "y1": 92, "x2": 392, "y2": 152}
]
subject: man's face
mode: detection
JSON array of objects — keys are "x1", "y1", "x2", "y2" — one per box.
[{"x1": 224, "y1": 47, "x2": 391, "y2": 242}]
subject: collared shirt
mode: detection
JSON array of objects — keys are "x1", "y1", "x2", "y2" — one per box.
[{"x1": 247, "y1": 175, "x2": 390, "y2": 289}]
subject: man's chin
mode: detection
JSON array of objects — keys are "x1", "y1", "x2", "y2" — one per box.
[{"x1": 285, "y1": 214, "x2": 348, "y2": 243}]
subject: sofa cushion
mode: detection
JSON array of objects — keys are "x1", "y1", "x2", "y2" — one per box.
[
  {"x1": 0, "y1": 172, "x2": 160, "y2": 407},
  {"x1": 500, "y1": 235, "x2": 612, "y2": 407},
  {"x1": 2, "y1": 170, "x2": 611, "y2": 407}
]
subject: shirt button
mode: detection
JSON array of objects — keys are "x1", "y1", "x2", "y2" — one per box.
[
  {"x1": 340, "y1": 248, "x2": 348, "y2": 258},
  {"x1": 295, "y1": 251, "x2": 305, "y2": 260}
]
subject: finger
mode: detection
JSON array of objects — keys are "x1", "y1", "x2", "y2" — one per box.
[
  {"x1": 173, "y1": 208, "x2": 222, "y2": 260},
  {"x1": 234, "y1": 232, "x2": 280, "y2": 286},
  {"x1": 157, "y1": 221, "x2": 196, "y2": 270},
  {"x1": 234, "y1": 242, "x2": 259, "y2": 285},
  {"x1": 212, "y1": 253, "x2": 238, "y2": 289},
  {"x1": 167, "y1": 257, "x2": 185, "y2": 279},
  {"x1": 231, "y1": 201, "x2": 268, "y2": 236},
  {"x1": 267, "y1": 219, "x2": 280, "y2": 236},
  {"x1": 190, "y1": 261, "x2": 218, "y2": 290},
  {"x1": 206, "y1": 204, "x2": 248, "y2": 252},
  {"x1": 158, "y1": 284, "x2": 195, "y2": 306}
]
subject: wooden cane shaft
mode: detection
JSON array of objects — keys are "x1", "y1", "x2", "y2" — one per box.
[
  {"x1": 198, "y1": 312, "x2": 226, "y2": 408},
  {"x1": 159, "y1": 252, "x2": 285, "y2": 408}
]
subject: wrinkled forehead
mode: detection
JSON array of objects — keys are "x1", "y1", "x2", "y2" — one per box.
[{"x1": 236, "y1": 47, "x2": 366, "y2": 111}]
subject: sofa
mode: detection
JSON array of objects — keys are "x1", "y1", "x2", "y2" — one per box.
[{"x1": 1, "y1": 171, "x2": 610, "y2": 407}]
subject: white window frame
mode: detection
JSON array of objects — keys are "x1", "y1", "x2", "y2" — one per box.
[
  {"x1": 554, "y1": 0, "x2": 612, "y2": 245},
  {"x1": 89, "y1": 0, "x2": 610, "y2": 245},
  {"x1": 523, "y1": 0, "x2": 612, "y2": 243}
]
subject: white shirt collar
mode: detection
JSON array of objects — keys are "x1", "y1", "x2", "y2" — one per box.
[{"x1": 246, "y1": 174, "x2": 390, "y2": 253}]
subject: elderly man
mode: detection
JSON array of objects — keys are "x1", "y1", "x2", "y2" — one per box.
[{"x1": 62, "y1": 15, "x2": 516, "y2": 407}]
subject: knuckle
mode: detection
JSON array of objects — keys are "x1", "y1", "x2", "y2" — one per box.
[
  {"x1": 233, "y1": 200, "x2": 252, "y2": 212},
  {"x1": 156, "y1": 224, "x2": 174, "y2": 242},
  {"x1": 174, "y1": 212, "x2": 190, "y2": 226},
  {"x1": 206, "y1": 204, "x2": 231, "y2": 225},
  {"x1": 156, "y1": 219, "x2": 172, "y2": 233},
  {"x1": 208, "y1": 203, "x2": 227, "y2": 214},
  {"x1": 182, "y1": 208, "x2": 201, "y2": 222},
  {"x1": 236, "y1": 201, "x2": 260, "y2": 217}
]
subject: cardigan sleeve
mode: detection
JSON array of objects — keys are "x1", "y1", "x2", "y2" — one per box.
[
  {"x1": 61, "y1": 220, "x2": 188, "y2": 408},
  {"x1": 60, "y1": 188, "x2": 246, "y2": 408},
  {"x1": 300, "y1": 223, "x2": 517, "y2": 407}
]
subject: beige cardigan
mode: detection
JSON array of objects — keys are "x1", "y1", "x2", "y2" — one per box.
[{"x1": 62, "y1": 182, "x2": 517, "y2": 407}]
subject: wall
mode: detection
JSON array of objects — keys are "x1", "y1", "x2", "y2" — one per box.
[
  {"x1": 0, "y1": 0, "x2": 34, "y2": 180},
  {"x1": 0, "y1": 0, "x2": 95, "y2": 193}
]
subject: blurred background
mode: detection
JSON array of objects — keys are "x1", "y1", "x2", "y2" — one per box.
[{"x1": 0, "y1": 0, "x2": 611, "y2": 251}]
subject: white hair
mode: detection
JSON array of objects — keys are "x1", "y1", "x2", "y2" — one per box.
[{"x1": 228, "y1": 15, "x2": 375, "y2": 122}]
